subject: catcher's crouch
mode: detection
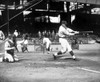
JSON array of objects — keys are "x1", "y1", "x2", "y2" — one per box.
[{"x1": 1, "y1": 34, "x2": 19, "y2": 62}]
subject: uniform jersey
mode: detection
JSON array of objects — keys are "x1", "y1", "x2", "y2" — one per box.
[
  {"x1": 58, "y1": 25, "x2": 74, "y2": 38},
  {"x1": 57, "y1": 24, "x2": 74, "y2": 53},
  {"x1": 53, "y1": 23, "x2": 77, "y2": 60},
  {"x1": 14, "y1": 31, "x2": 18, "y2": 37},
  {"x1": 5, "y1": 40, "x2": 14, "y2": 51},
  {"x1": 43, "y1": 37, "x2": 51, "y2": 45},
  {"x1": 43, "y1": 37, "x2": 51, "y2": 50},
  {"x1": 4, "y1": 39, "x2": 19, "y2": 62},
  {"x1": 22, "y1": 40, "x2": 28, "y2": 45}
]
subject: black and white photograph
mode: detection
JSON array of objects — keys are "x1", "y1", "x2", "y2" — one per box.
[{"x1": 0, "y1": 0, "x2": 100, "y2": 82}]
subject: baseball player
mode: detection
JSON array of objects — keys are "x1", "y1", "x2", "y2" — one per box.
[
  {"x1": 3, "y1": 34, "x2": 19, "y2": 62},
  {"x1": 53, "y1": 21, "x2": 79, "y2": 60},
  {"x1": 43, "y1": 33, "x2": 51, "y2": 54}
]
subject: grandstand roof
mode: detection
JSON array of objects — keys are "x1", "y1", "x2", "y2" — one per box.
[{"x1": 53, "y1": 0, "x2": 100, "y2": 5}]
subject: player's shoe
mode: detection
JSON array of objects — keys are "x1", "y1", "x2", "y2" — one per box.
[
  {"x1": 47, "y1": 51, "x2": 50, "y2": 54},
  {"x1": 53, "y1": 54, "x2": 57, "y2": 60},
  {"x1": 14, "y1": 58, "x2": 19, "y2": 62},
  {"x1": 72, "y1": 55, "x2": 76, "y2": 60},
  {"x1": 0, "y1": 58, "x2": 3, "y2": 62}
]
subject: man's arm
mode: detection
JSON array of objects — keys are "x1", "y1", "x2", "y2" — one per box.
[
  {"x1": 65, "y1": 28, "x2": 79, "y2": 36},
  {"x1": 5, "y1": 42, "x2": 15, "y2": 50}
]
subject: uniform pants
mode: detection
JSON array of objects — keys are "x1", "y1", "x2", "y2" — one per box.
[{"x1": 59, "y1": 38, "x2": 72, "y2": 53}]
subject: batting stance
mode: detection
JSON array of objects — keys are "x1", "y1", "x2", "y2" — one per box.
[{"x1": 53, "y1": 21, "x2": 79, "y2": 60}]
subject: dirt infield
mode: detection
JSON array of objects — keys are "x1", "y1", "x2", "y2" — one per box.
[{"x1": 0, "y1": 43, "x2": 100, "y2": 82}]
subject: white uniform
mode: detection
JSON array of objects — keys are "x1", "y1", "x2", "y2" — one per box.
[
  {"x1": 20, "y1": 39, "x2": 29, "y2": 52},
  {"x1": 4, "y1": 39, "x2": 18, "y2": 62},
  {"x1": 43, "y1": 37, "x2": 51, "y2": 51},
  {"x1": 14, "y1": 30, "x2": 18, "y2": 37},
  {"x1": 21, "y1": 39, "x2": 28, "y2": 45},
  {"x1": 53, "y1": 22, "x2": 79, "y2": 60},
  {"x1": 58, "y1": 25, "x2": 74, "y2": 53}
]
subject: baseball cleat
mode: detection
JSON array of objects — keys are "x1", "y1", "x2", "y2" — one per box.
[
  {"x1": 72, "y1": 56, "x2": 76, "y2": 60},
  {"x1": 0, "y1": 58, "x2": 3, "y2": 62}
]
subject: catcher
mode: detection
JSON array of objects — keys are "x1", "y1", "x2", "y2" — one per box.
[{"x1": 0, "y1": 34, "x2": 19, "y2": 63}]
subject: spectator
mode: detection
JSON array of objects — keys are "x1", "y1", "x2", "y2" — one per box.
[
  {"x1": 38, "y1": 31, "x2": 42, "y2": 39},
  {"x1": 13, "y1": 30, "x2": 18, "y2": 37}
]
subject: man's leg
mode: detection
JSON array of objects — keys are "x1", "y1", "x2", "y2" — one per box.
[
  {"x1": 46, "y1": 44, "x2": 51, "y2": 54},
  {"x1": 21, "y1": 47, "x2": 24, "y2": 52},
  {"x1": 67, "y1": 44, "x2": 76, "y2": 60},
  {"x1": 53, "y1": 38, "x2": 66, "y2": 60},
  {"x1": 5, "y1": 53, "x2": 14, "y2": 62},
  {"x1": 69, "y1": 51, "x2": 76, "y2": 60},
  {"x1": 66, "y1": 39, "x2": 76, "y2": 60},
  {"x1": 53, "y1": 51, "x2": 63, "y2": 60},
  {"x1": 14, "y1": 42, "x2": 19, "y2": 52},
  {"x1": 25, "y1": 46, "x2": 29, "y2": 52},
  {"x1": 14, "y1": 55, "x2": 19, "y2": 62}
]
